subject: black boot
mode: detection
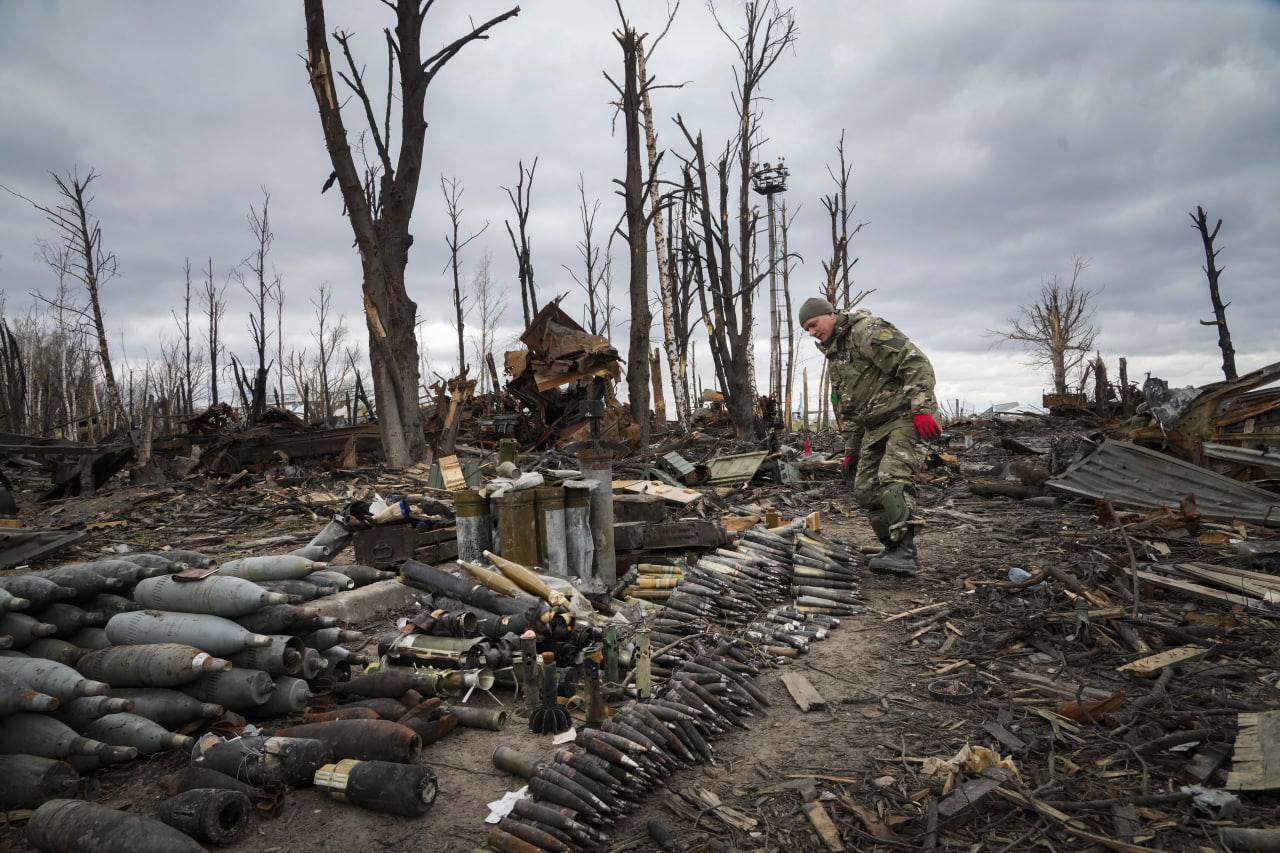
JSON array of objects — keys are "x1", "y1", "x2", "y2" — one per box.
[{"x1": 868, "y1": 530, "x2": 918, "y2": 577}]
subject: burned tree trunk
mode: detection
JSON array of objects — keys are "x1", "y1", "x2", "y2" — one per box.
[
  {"x1": 780, "y1": 198, "x2": 796, "y2": 429},
  {"x1": 303, "y1": 0, "x2": 518, "y2": 467},
  {"x1": 613, "y1": 19, "x2": 652, "y2": 449},
  {"x1": 0, "y1": 320, "x2": 26, "y2": 432},
  {"x1": 1093, "y1": 354, "x2": 1110, "y2": 420},
  {"x1": 635, "y1": 11, "x2": 689, "y2": 431},
  {"x1": 503, "y1": 159, "x2": 539, "y2": 329},
  {"x1": 650, "y1": 347, "x2": 666, "y2": 425},
  {"x1": 202, "y1": 257, "x2": 225, "y2": 407},
  {"x1": 235, "y1": 188, "x2": 276, "y2": 423},
  {"x1": 1190, "y1": 205, "x2": 1237, "y2": 381}
]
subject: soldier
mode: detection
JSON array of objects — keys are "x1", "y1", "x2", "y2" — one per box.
[{"x1": 799, "y1": 297, "x2": 940, "y2": 577}]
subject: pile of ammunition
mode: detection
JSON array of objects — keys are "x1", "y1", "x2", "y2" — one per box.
[
  {"x1": 0, "y1": 516, "x2": 435, "y2": 846},
  {"x1": 628, "y1": 523, "x2": 860, "y2": 662},
  {"x1": 396, "y1": 552, "x2": 603, "y2": 698},
  {"x1": 478, "y1": 523, "x2": 863, "y2": 852},
  {"x1": 487, "y1": 636, "x2": 770, "y2": 853}
]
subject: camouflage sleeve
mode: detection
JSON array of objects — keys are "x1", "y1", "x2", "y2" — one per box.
[
  {"x1": 841, "y1": 418, "x2": 864, "y2": 457},
  {"x1": 859, "y1": 318, "x2": 938, "y2": 414}
]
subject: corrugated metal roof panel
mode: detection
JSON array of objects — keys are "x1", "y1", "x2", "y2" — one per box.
[{"x1": 1047, "y1": 440, "x2": 1280, "y2": 526}]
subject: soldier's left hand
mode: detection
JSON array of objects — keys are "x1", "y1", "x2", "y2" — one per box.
[{"x1": 913, "y1": 413, "x2": 941, "y2": 439}]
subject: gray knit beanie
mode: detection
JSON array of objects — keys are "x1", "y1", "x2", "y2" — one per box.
[{"x1": 798, "y1": 296, "x2": 835, "y2": 326}]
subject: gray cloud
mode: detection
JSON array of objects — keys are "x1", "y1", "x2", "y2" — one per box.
[{"x1": 1, "y1": 0, "x2": 1277, "y2": 414}]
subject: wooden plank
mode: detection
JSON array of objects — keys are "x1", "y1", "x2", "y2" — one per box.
[
  {"x1": 1117, "y1": 644, "x2": 1210, "y2": 677},
  {"x1": 801, "y1": 801, "x2": 845, "y2": 852},
  {"x1": 780, "y1": 672, "x2": 826, "y2": 712},
  {"x1": 437, "y1": 454, "x2": 467, "y2": 492},
  {"x1": 721, "y1": 514, "x2": 762, "y2": 533},
  {"x1": 1226, "y1": 711, "x2": 1280, "y2": 791},
  {"x1": 614, "y1": 479, "x2": 703, "y2": 505},
  {"x1": 1132, "y1": 569, "x2": 1268, "y2": 610},
  {"x1": 1172, "y1": 563, "x2": 1280, "y2": 603},
  {"x1": 885, "y1": 602, "x2": 947, "y2": 622},
  {"x1": 1183, "y1": 561, "x2": 1280, "y2": 589}
]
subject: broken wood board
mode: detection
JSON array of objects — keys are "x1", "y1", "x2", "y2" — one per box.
[
  {"x1": 801, "y1": 801, "x2": 845, "y2": 851},
  {"x1": 993, "y1": 787, "x2": 1167, "y2": 853},
  {"x1": 780, "y1": 672, "x2": 826, "y2": 712},
  {"x1": 1117, "y1": 644, "x2": 1211, "y2": 677},
  {"x1": 1131, "y1": 568, "x2": 1270, "y2": 611},
  {"x1": 1226, "y1": 711, "x2": 1280, "y2": 791},
  {"x1": 721, "y1": 514, "x2": 762, "y2": 533},
  {"x1": 1171, "y1": 562, "x2": 1280, "y2": 603},
  {"x1": 613, "y1": 479, "x2": 703, "y2": 506},
  {"x1": 886, "y1": 602, "x2": 948, "y2": 622},
  {"x1": 436, "y1": 455, "x2": 467, "y2": 492}
]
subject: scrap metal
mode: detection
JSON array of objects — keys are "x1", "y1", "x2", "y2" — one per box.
[{"x1": 1048, "y1": 439, "x2": 1280, "y2": 526}]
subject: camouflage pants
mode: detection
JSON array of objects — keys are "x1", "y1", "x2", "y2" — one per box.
[{"x1": 852, "y1": 417, "x2": 923, "y2": 545}]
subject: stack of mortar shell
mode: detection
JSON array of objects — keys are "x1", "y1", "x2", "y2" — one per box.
[
  {"x1": 216, "y1": 554, "x2": 373, "y2": 706},
  {"x1": 484, "y1": 636, "x2": 771, "y2": 853},
  {"x1": 0, "y1": 553, "x2": 214, "y2": 805}
]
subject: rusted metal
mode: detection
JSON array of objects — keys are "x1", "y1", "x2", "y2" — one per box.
[{"x1": 275, "y1": 718, "x2": 422, "y2": 763}]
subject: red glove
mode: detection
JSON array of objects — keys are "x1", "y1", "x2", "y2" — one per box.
[{"x1": 913, "y1": 413, "x2": 941, "y2": 439}]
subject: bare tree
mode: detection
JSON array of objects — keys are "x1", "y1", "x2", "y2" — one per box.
[
  {"x1": 635, "y1": 1, "x2": 689, "y2": 430},
  {"x1": 502, "y1": 158, "x2": 538, "y2": 328},
  {"x1": 991, "y1": 257, "x2": 1100, "y2": 396},
  {"x1": 468, "y1": 251, "x2": 505, "y2": 396},
  {"x1": 779, "y1": 197, "x2": 798, "y2": 428},
  {"x1": 310, "y1": 282, "x2": 350, "y2": 423},
  {"x1": 819, "y1": 130, "x2": 869, "y2": 311},
  {"x1": 274, "y1": 276, "x2": 286, "y2": 406},
  {"x1": 172, "y1": 259, "x2": 196, "y2": 414},
  {"x1": 565, "y1": 175, "x2": 607, "y2": 336},
  {"x1": 8, "y1": 171, "x2": 127, "y2": 428},
  {"x1": 1189, "y1": 205, "x2": 1237, "y2": 381},
  {"x1": 675, "y1": 0, "x2": 797, "y2": 439},
  {"x1": 441, "y1": 175, "x2": 488, "y2": 378},
  {"x1": 201, "y1": 258, "x2": 226, "y2": 407},
  {"x1": 0, "y1": 318, "x2": 26, "y2": 433},
  {"x1": 284, "y1": 347, "x2": 314, "y2": 421},
  {"x1": 231, "y1": 187, "x2": 277, "y2": 421},
  {"x1": 303, "y1": 0, "x2": 519, "y2": 466},
  {"x1": 816, "y1": 131, "x2": 870, "y2": 430},
  {"x1": 664, "y1": 167, "x2": 701, "y2": 422},
  {"x1": 607, "y1": 9, "x2": 656, "y2": 448}
]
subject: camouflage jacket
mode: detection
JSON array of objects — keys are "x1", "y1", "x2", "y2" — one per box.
[{"x1": 818, "y1": 310, "x2": 938, "y2": 451}]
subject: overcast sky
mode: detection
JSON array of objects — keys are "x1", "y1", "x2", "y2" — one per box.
[{"x1": 1, "y1": 0, "x2": 1277, "y2": 415}]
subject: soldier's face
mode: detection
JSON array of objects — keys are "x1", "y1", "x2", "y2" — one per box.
[{"x1": 803, "y1": 314, "x2": 836, "y2": 342}]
